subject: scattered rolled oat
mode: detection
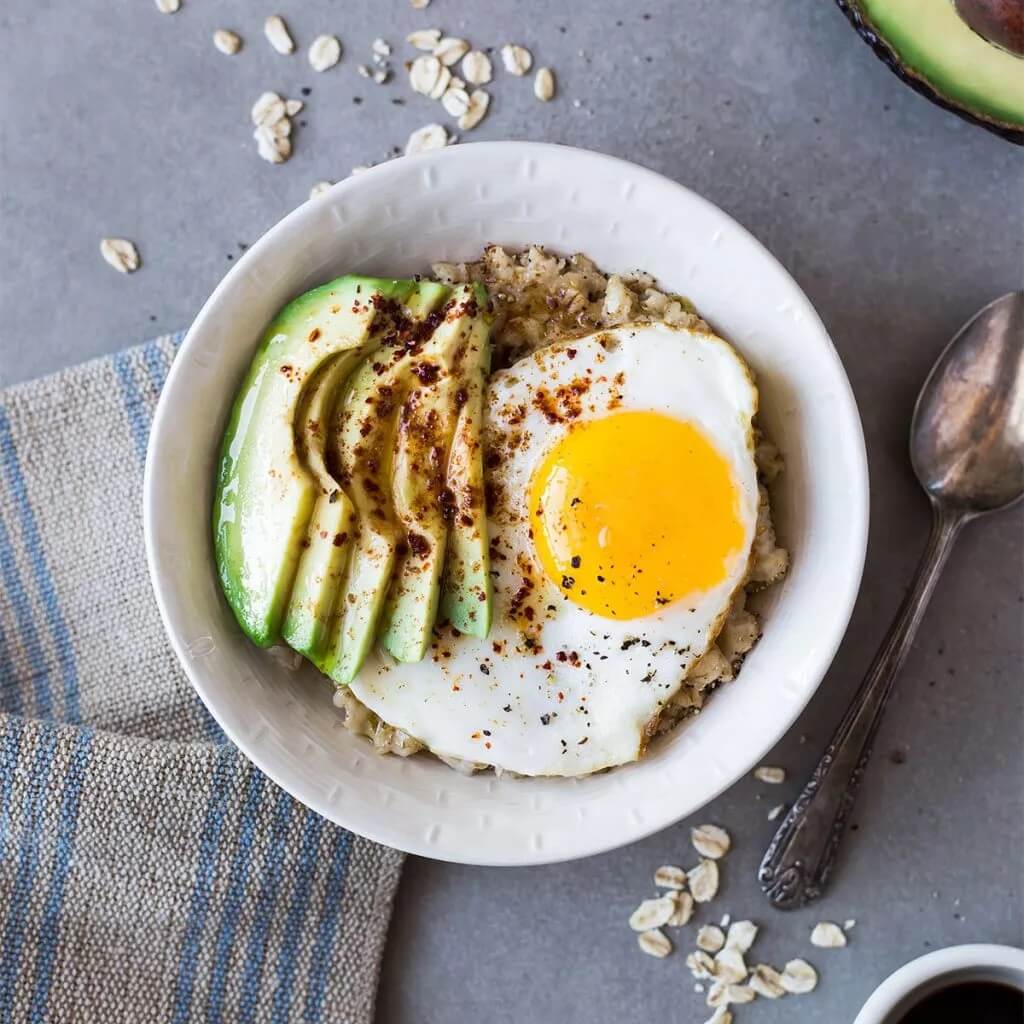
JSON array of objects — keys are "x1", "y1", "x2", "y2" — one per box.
[
  {"x1": 705, "y1": 981, "x2": 729, "y2": 1009},
  {"x1": 696, "y1": 925, "x2": 726, "y2": 953},
  {"x1": 666, "y1": 890, "x2": 694, "y2": 927},
  {"x1": 457, "y1": 89, "x2": 489, "y2": 130},
  {"x1": 691, "y1": 824, "x2": 731, "y2": 860},
  {"x1": 843, "y1": 919, "x2": 857, "y2": 931},
  {"x1": 653, "y1": 865, "x2": 686, "y2": 890},
  {"x1": 99, "y1": 238, "x2": 140, "y2": 274},
  {"x1": 441, "y1": 85, "x2": 471, "y2": 117},
  {"x1": 213, "y1": 29, "x2": 242, "y2": 55},
  {"x1": 252, "y1": 91, "x2": 285, "y2": 126},
  {"x1": 309, "y1": 181, "x2": 333, "y2": 199},
  {"x1": 725, "y1": 920, "x2": 758, "y2": 954},
  {"x1": 461, "y1": 50, "x2": 492, "y2": 85},
  {"x1": 638, "y1": 928, "x2": 672, "y2": 959},
  {"x1": 254, "y1": 124, "x2": 290, "y2": 163},
  {"x1": 686, "y1": 950, "x2": 718, "y2": 980},
  {"x1": 284, "y1": 99, "x2": 304, "y2": 116},
  {"x1": 250, "y1": 91, "x2": 295, "y2": 164},
  {"x1": 404, "y1": 123, "x2": 449, "y2": 155},
  {"x1": 713, "y1": 947, "x2": 747, "y2": 984},
  {"x1": 688, "y1": 859, "x2": 720, "y2": 903},
  {"x1": 723, "y1": 984, "x2": 756, "y2": 1005},
  {"x1": 154, "y1": 0, "x2": 180, "y2": 13},
  {"x1": 407, "y1": 28, "x2": 441, "y2": 50},
  {"x1": 749, "y1": 964, "x2": 786, "y2": 999},
  {"x1": 754, "y1": 765, "x2": 786, "y2": 784},
  {"x1": 308, "y1": 34, "x2": 341, "y2": 72},
  {"x1": 780, "y1": 958, "x2": 819, "y2": 994},
  {"x1": 434, "y1": 37, "x2": 469, "y2": 67},
  {"x1": 810, "y1": 921, "x2": 847, "y2": 948},
  {"x1": 719, "y1": 913, "x2": 731, "y2": 928},
  {"x1": 372, "y1": 68, "x2": 389, "y2": 84},
  {"x1": 628, "y1": 895, "x2": 676, "y2": 932},
  {"x1": 410, "y1": 55, "x2": 446, "y2": 96},
  {"x1": 500, "y1": 43, "x2": 533, "y2": 76},
  {"x1": 372, "y1": 38, "x2": 391, "y2": 57},
  {"x1": 767, "y1": 803, "x2": 785, "y2": 821},
  {"x1": 534, "y1": 67, "x2": 555, "y2": 101},
  {"x1": 264, "y1": 15, "x2": 295, "y2": 55},
  {"x1": 357, "y1": 64, "x2": 372, "y2": 78},
  {"x1": 410, "y1": 0, "x2": 430, "y2": 7}
]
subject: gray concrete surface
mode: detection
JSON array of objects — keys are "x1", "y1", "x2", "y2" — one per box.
[{"x1": 3, "y1": 0, "x2": 1022, "y2": 1021}]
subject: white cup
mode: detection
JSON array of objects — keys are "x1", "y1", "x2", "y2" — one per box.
[{"x1": 854, "y1": 944, "x2": 1024, "y2": 1024}]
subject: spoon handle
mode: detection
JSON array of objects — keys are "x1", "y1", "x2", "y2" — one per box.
[{"x1": 758, "y1": 504, "x2": 964, "y2": 909}]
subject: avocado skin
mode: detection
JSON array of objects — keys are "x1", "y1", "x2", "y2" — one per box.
[
  {"x1": 213, "y1": 275, "x2": 416, "y2": 648},
  {"x1": 836, "y1": 0, "x2": 1023, "y2": 144}
]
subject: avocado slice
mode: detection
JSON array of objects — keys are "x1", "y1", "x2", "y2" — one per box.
[
  {"x1": 438, "y1": 290, "x2": 494, "y2": 639},
  {"x1": 841, "y1": 0, "x2": 1024, "y2": 142},
  {"x1": 279, "y1": 355, "x2": 357, "y2": 661},
  {"x1": 282, "y1": 281, "x2": 452, "y2": 663},
  {"x1": 322, "y1": 284, "x2": 483, "y2": 683},
  {"x1": 379, "y1": 285, "x2": 493, "y2": 661},
  {"x1": 213, "y1": 275, "x2": 416, "y2": 646}
]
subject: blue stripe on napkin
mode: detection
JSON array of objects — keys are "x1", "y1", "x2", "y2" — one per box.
[{"x1": 0, "y1": 410, "x2": 81, "y2": 722}]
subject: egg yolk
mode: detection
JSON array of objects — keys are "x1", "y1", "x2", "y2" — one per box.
[{"x1": 528, "y1": 411, "x2": 746, "y2": 620}]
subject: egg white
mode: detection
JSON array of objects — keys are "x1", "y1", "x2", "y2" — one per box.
[{"x1": 347, "y1": 322, "x2": 760, "y2": 776}]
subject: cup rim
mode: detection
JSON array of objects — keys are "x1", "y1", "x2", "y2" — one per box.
[{"x1": 854, "y1": 944, "x2": 1024, "y2": 1023}]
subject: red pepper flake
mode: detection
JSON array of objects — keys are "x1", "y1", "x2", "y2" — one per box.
[
  {"x1": 333, "y1": 532, "x2": 347, "y2": 547},
  {"x1": 452, "y1": 683, "x2": 461, "y2": 691},
  {"x1": 407, "y1": 532, "x2": 430, "y2": 559},
  {"x1": 308, "y1": 327, "x2": 321, "y2": 342},
  {"x1": 471, "y1": 731, "x2": 481, "y2": 739},
  {"x1": 557, "y1": 691, "x2": 564, "y2": 702}
]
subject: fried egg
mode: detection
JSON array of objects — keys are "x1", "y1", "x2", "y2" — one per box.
[{"x1": 348, "y1": 322, "x2": 761, "y2": 776}]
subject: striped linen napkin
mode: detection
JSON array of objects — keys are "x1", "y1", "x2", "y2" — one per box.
[{"x1": 0, "y1": 335, "x2": 403, "y2": 1023}]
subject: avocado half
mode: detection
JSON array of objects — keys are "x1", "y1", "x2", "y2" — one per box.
[{"x1": 837, "y1": 0, "x2": 1024, "y2": 144}]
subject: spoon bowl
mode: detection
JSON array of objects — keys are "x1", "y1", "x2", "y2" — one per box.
[{"x1": 912, "y1": 291, "x2": 1024, "y2": 514}]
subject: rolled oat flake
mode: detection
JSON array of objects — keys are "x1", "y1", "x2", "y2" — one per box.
[
  {"x1": 534, "y1": 67, "x2": 555, "y2": 101},
  {"x1": 264, "y1": 15, "x2": 295, "y2": 55},
  {"x1": 213, "y1": 29, "x2": 242, "y2": 55},
  {"x1": 501, "y1": 43, "x2": 533, "y2": 76},
  {"x1": 637, "y1": 928, "x2": 672, "y2": 958},
  {"x1": 100, "y1": 238, "x2": 140, "y2": 273},
  {"x1": 309, "y1": 35, "x2": 341, "y2": 72}
]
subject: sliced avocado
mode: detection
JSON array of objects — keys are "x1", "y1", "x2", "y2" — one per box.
[
  {"x1": 438, "y1": 288, "x2": 494, "y2": 638},
  {"x1": 322, "y1": 284, "x2": 481, "y2": 683},
  {"x1": 844, "y1": 0, "x2": 1024, "y2": 142},
  {"x1": 279, "y1": 356, "x2": 357, "y2": 661},
  {"x1": 379, "y1": 285, "x2": 493, "y2": 661},
  {"x1": 282, "y1": 282, "x2": 451, "y2": 662},
  {"x1": 213, "y1": 275, "x2": 416, "y2": 646}
]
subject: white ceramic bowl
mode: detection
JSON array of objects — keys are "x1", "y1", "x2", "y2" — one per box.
[
  {"x1": 144, "y1": 142, "x2": 868, "y2": 866},
  {"x1": 854, "y1": 945, "x2": 1024, "y2": 1023}
]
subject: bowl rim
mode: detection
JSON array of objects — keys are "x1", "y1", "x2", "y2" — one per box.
[{"x1": 144, "y1": 141, "x2": 870, "y2": 864}]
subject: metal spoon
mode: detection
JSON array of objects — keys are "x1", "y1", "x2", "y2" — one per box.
[{"x1": 759, "y1": 291, "x2": 1024, "y2": 909}]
